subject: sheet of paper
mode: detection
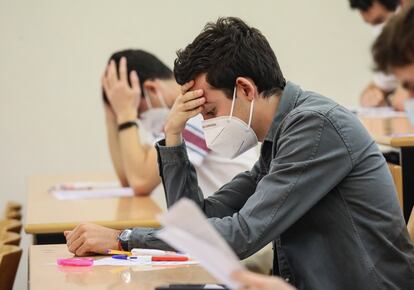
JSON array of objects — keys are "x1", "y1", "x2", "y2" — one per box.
[
  {"x1": 156, "y1": 198, "x2": 244, "y2": 290},
  {"x1": 93, "y1": 257, "x2": 198, "y2": 266},
  {"x1": 52, "y1": 188, "x2": 134, "y2": 200},
  {"x1": 350, "y1": 106, "x2": 407, "y2": 118},
  {"x1": 51, "y1": 181, "x2": 121, "y2": 191}
]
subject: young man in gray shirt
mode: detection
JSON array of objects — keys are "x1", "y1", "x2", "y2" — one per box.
[{"x1": 66, "y1": 17, "x2": 414, "y2": 289}]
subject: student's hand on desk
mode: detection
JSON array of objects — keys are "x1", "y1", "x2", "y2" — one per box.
[
  {"x1": 102, "y1": 57, "x2": 141, "y2": 124},
  {"x1": 360, "y1": 83, "x2": 388, "y2": 107},
  {"x1": 64, "y1": 223, "x2": 121, "y2": 256},
  {"x1": 232, "y1": 270, "x2": 296, "y2": 290},
  {"x1": 164, "y1": 80, "x2": 205, "y2": 146}
]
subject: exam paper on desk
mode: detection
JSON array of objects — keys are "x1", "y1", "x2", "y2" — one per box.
[
  {"x1": 93, "y1": 257, "x2": 198, "y2": 266},
  {"x1": 156, "y1": 198, "x2": 244, "y2": 290},
  {"x1": 51, "y1": 188, "x2": 134, "y2": 200}
]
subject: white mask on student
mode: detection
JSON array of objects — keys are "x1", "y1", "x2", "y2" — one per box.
[
  {"x1": 372, "y1": 23, "x2": 385, "y2": 38},
  {"x1": 139, "y1": 92, "x2": 170, "y2": 134},
  {"x1": 404, "y1": 98, "x2": 414, "y2": 127},
  {"x1": 202, "y1": 86, "x2": 258, "y2": 159}
]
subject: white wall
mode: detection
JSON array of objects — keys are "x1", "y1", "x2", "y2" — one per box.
[{"x1": 0, "y1": 0, "x2": 374, "y2": 289}]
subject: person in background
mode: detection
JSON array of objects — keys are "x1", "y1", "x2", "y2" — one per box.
[
  {"x1": 348, "y1": 0, "x2": 411, "y2": 109},
  {"x1": 102, "y1": 50, "x2": 257, "y2": 196},
  {"x1": 372, "y1": 3, "x2": 414, "y2": 124}
]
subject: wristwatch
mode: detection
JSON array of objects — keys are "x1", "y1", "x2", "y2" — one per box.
[{"x1": 117, "y1": 229, "x2": 132, "y2": 251}]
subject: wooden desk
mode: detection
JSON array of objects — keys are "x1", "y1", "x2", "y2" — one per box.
[
  {"x1": 360, "y1": 116, "x2": 414, "y2": 221},
  {"x1": 29, "y1": 244, "x2": 217, "y2": 290},
  {"x1": 24, "y1": 174, "x2": 164, "y2": 244}
]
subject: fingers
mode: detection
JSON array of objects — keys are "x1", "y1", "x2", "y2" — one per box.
[
  {"x1": 101, "y1": 73, "x2": 109, "y2": 95},
  {"x1": 130, "y1": 70, "x2": 141, "y2": 95},
  {"x1": 181, "y1": 80, "x2": 195, "y2": 95},
  {"x1": 75, "y1": 242, "x2": 93, "y2": 257},
  {"x1": 106, "y1": 60, "x2": 118, "y2": 87},
  {"x1": 182, "y1": 88, "x2": 204, "y2": 102},
  {"x1": 180, "y1": 95, "x2": 205, "y2": 112},
  {"x1": 68, "y1": 234, "x2": 85, "y2": 255},
  {"x1": 119, "y1": 57, "x2": 127, "y2": 82}
]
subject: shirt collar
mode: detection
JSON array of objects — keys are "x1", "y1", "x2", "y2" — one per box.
[{"x1": 264, "y1": 81, "x2": 301, "y2": 142}]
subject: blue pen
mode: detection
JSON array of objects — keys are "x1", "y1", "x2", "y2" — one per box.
[{"x1": 112, "y1": 254, "x2": 128, "y2": 260}]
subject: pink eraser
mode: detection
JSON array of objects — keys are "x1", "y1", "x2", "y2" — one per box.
[{"x1": 57, "y1": 258, "x2": 93, "y2": 267}]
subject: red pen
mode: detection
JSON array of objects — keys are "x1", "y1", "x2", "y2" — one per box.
[{"x1": 128, "y1": 255, "x2": 189, "y2": 262}]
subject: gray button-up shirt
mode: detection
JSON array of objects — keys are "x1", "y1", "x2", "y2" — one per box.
[{"x1": 129, "y1": 82, "x2": 414, "y2": 289}]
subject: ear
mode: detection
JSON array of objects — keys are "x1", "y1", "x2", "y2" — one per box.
[
  {"x1": 143, "y1": 79, "x2": 159, "y2": 97},
  {"x1": 235, "y1": 77, "x2": 257, "y2": 102}
]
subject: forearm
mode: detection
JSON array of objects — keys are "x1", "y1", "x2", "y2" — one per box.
[
  {"x1": 128, "y1": 227, "x2": 174, "y2": 251},
  {"x1": 156, "y1": 140, "x2": 256, "y2": 217},
  {"x1": 106, "y1": 119, "x2": 128, "y2": 186},
  {"x1": 118, "y1": 126, "x2": 160, "y2": 195}
]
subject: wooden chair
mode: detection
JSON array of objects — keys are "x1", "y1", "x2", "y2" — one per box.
[
  {"x1": 408, "y1": 207, "x2": 414, "y2": 243},
  {"x1": 0, "y1": 219, "x2": 22, "y2": 234},
  {"x1": 0, "y1": 245, "x2": 22, "y2": 290},
  {"x1": 4, "y1": 210, "x2": 21, "y2": 221},
  {"x1": 0, "y1": 231, "x2": 20, "y2": 246},
  {"x1": 387, "y1": 163, "x2": 403, "y2": 209},
  {"x1": 5, "y1": 202, "x2": 22, "y2": 212}
]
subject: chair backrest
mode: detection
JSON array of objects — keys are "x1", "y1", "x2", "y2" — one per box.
[
  {"x1": 387, "y1": 163, "x2": 403, "y2": 209},
  {"x1": 0, "y1": 231, "x2": 20, "y2": 246},
  {"x1": 0, "y1": 245, "x2": 22, "y2": 290},
  {"x1": 408, "y1": 207, "x2": 414, "y2": 243},
  {"x1": 0, "y1": 219, "x2": 22, "y2": 234},
  {"x1": 5, "y1": 210, "x2": 21, "y2": 221},
  {"x1": 5, "y1": 202, "x2": 22, "y2": 212}
]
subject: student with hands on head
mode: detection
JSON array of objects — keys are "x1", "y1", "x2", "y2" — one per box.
[
  {"x1": 101, "y1": 49, "x2": 257, "y2": 196},
  {"x1": 349, "y1": 0, "x2": 412, "y2": 109},
  {"x1": 64, "y1": 49, "x2": 258, "y2": 255}
]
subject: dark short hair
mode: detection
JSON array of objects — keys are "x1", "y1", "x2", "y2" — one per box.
[
  {"x1": 372, "y1": 4, "x2": 414, "y2": 72},
  {"x1": 173, "y1": 17, "x2": 286, "y2": 98},
  {"x1": 349, "y1": 0, "x2": 400, "y2": 11},
  {"x1": 103, "y1": 49, "x2": 173, "y2": 104}
]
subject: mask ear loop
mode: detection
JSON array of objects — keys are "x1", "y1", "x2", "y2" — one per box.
[
  {"x1": 156, "y1": 93, "x2": 168, "y2": 108},
  {"x1": 247, "y1": 98, "x2": 255, "y2": 129},
  {"x1": 229, "y1": 86, "x2": 237, "y2": 119},
  {"x1": 143, "y1": 90, "x2": 153, "y2": 109}
]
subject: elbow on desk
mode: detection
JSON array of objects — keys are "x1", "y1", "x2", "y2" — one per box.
[{"x1": 128, "y1": 179, "x2": 155, "y2": 196}]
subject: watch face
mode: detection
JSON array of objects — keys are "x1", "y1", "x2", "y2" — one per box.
[{"x1": 119, "y1": 229, "x2": 132, "y2": 241}]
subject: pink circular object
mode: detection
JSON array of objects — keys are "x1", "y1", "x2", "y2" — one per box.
[{"x1": 57, "y1": 258, "x2": 94, "y2": 267}]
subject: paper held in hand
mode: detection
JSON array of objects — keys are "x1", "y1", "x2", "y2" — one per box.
[{"x1": 156, "y1": 198, "x2": 244, "y2": 290}]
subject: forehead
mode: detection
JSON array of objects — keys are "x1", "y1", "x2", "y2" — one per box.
[
  {"x1": 393, "y1": 63, "x2": 414, "y2": 80},
  {"x1": 192, "y1": 74, "x2": 229, "y2": 103},
  {"x1": 360, "y1": 1, "x2": 390, "y2": 23}
]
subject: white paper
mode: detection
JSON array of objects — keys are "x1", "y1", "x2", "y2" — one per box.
[
  {"x1": 51, "y1": 181, "x2": 121, "y2": 191},
  {"x1": 156, "y1": 198, "x2": 244, "y2": 290},
  {"x1": 349, "y1": 106, "x2": 407, "y2": 118},
  {"x1": 52, "y1": 188, "x2": 134, "y2": 200},
  {"x1": 93, "y1": 257, "x2": 198, "y2": 267}
]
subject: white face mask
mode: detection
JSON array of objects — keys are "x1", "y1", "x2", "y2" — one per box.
[
  {"x1": 372, "y1": 23, "x2": 385, "y2": 38},
  {"x1": 404, "y1": 98, "x2": 414, "y2": 127},
  {"x1": 139, "y1": 92, "x2": 170, "y2": 134},
  {"x1": 202, "y1": 86, "x2": 258, "y2": 159}
]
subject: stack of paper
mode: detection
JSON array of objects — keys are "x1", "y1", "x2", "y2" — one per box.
[{"x1": 156, "y1": 198, "x2": 244, "y2": 289}]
